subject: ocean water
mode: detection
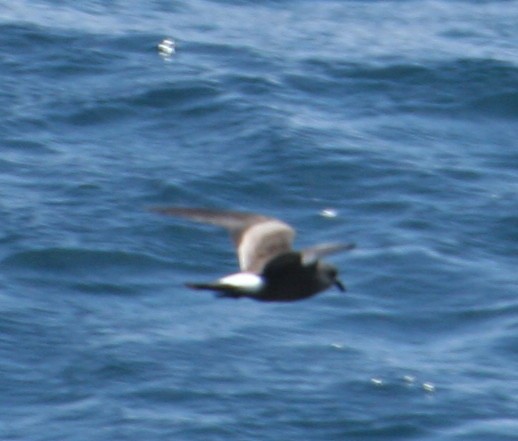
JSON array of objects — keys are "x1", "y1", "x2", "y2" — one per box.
[{"x1": 1, "y1": 0, "x2": 517, "y2": 439}]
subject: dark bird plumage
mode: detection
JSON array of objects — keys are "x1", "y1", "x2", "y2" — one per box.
[{"x1": 152, "y1": 207, "x2": 354, "y2": 302}]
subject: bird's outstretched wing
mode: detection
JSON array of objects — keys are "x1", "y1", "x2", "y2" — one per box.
[
  {"x1": 151, "y1": 207, "x2": 295, "y2": 273},
  {"x1": 301, "y1": 242, "x2": 356, "y2": 265}
]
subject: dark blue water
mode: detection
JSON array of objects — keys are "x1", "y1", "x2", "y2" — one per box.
[{"x1": 1, "y1": 1, "x2": 517, "y2": 439}]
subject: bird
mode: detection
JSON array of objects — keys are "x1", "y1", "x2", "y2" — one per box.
[{"x1": 152, "y1": 207, "x2": 355, "y2": 302}]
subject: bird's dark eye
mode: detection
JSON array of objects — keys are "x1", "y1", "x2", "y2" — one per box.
[{"x1": 328, "y1": 267, "x2": 337, "y2": 278}]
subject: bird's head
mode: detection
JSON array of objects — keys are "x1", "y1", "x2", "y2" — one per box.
[{"x1": 318, "y1": 262, "x2": 346, "y2": 292}]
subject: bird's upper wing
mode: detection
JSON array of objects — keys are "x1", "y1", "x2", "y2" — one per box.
[
  {"x1": 151, "y1": 207, "x2": 295, "y2": 273},
  {"x1": 236, "y1": 218, "x2": 295, "y2": 273}
]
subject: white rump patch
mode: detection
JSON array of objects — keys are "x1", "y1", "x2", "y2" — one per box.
[{"x1": 218, "y1": 272, "x2": 264, "y2": 294}]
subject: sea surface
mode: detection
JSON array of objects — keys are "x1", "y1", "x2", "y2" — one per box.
[{"x1": 1, "y1": 1, "x2": 517, "y2": 440}]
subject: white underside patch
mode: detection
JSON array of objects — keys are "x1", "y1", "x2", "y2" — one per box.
[{"x1": 218, "y1": 272, "x2": 264, "y2": 294}]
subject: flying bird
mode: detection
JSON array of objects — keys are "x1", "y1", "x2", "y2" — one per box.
[{"x1": 153, "y1": 207, "x2": 355, "y2": 302}]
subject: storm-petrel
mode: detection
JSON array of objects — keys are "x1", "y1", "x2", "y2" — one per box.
[{"x1": 153, "y1": 207, "x2": 354, "y2": 302}]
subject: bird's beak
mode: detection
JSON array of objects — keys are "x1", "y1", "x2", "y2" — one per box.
[{"x1": 335, "y1": 279, "x2": 346, "y2": 292}]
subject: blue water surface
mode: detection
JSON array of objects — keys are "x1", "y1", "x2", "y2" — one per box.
[{"x1": 1, "y1": 1, "x2": 517, "y2": 440}]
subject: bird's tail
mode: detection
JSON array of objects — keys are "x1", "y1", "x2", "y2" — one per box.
[{"x1": 185, "y1": 282, "x2": 244, "y2": 299}]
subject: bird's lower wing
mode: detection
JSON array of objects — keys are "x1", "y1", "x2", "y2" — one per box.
[{"x1": 301, "y1": 242, "x2": 356, "y2": 265}]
